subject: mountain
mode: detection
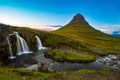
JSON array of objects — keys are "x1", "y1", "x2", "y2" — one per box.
[
  {"x1": 52, "y1": 14, "x2": 120, "y2": 54},
  {"x1": 112, "y1": 31, "x2": 120, "y2": 37}
]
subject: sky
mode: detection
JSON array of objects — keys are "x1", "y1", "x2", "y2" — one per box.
[{"x1": 0, "y1": 0, "x2": 120, "y2": 33}]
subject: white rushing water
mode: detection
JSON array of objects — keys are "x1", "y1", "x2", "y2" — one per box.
[
  {"x1": 7, "y1": 32, "x2": 46, "y2": 59},
  {"x1": 35, "y1": 35, "x2": 46, "y2": 50},
  {"x1": 6, "y1": 36, "x2": 16, "y2": 59},
  {"x1": 13, "y1": 32, "x2": 32, "y2": 55}
]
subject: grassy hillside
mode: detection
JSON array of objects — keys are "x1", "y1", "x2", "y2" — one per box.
[{"x1": 52, "y1": 14, "x2": 120, "y2": 55}]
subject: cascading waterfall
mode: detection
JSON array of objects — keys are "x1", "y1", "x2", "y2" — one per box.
[
  {"x1": 35, "y1": 35, "x2": 46, "y2": 50},
  {"x1": 13, "y1": 32, "x2": 32, "y2": 55},
  {"x1": 7, "y1": 32, "x2": 46, "y2": 59},
  {"x1": 6, "y1": 36, "x2": 16, "y2": 59}
]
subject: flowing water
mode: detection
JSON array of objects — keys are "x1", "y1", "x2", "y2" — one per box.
[
  {"x1": 35, "y1": 35, "x2": 46, "y2": 50},
  {"x1": 6, "y1": 36, "x2": 16, "y2": 59},
  {"x1": 7, "y1": 32, "x2": 32, "y2": 59},
  {"x1": 14, "y1": 32, "x2": 32, "y2": 55}
]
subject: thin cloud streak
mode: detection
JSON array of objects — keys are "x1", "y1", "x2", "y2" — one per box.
[{"x1": 27, "y1": 25, "x2": 61, "y2": 32}]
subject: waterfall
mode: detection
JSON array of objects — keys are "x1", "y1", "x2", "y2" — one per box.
[
  {"x1": 13, "y1": 32, "x2": 32, "y2": 55},
  {"x1": 35, "y1": 36, "x2": 46, "y2": 50},
  {"x1": 6, "y1": 36, "x2": 16, "y2": 59}
]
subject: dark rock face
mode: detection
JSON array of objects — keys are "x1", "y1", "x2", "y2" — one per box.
[
  {"x1": 0, "y1": 31, "x2": 9, "y2": 65},
  {"x1": 68, "y1": 14, "x2": 89, "y2": 25}
]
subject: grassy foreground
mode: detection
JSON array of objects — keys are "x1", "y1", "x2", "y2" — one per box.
[
  {"x1": 45, "y1": 49, "x2": 96, "y2": 62},
  {"x1": 0, "y1": 67, "x2": 120, "y2": 80},
  {"x1": 48, "y1": 69, "x2": 120, "y2": 80},
  {"x1": 0, "y1": 67, "x2": 49, "y2": 80}
]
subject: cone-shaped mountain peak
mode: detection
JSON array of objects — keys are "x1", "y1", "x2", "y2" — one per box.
[
  {"x1": 73, "y1": 14, "x2": 85, "y2": 21},
  {"x1": 53, "y1": 13, "x2": 100, "y2": 36},
  {"x1": 68, "y1": 13, "x2": 88, "y2": 25}
]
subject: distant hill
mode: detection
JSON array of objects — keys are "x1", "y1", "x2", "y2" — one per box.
[{"x1": 52, "y1": 14, "x2": 120, "y2": 54}]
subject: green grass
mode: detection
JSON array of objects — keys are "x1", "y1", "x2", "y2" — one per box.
[
  {"x1": 45, "y1": 49, "x2": 96, "y2": 62},
  {"x1": 48, "y1": 69, "x2": 120, "y2": 80},
  {"x1": 0, "y1": 67, "x2": 120, "y2": 80},
  {"x1": 75, "y1": 69, "x2": 96, "y2": 74},
  {"x1": 0, "y1": 67, "x2": 50, "y2": 80},
  {"x1": 44, "y1": 34, "x2": 93, "y2": 52}
]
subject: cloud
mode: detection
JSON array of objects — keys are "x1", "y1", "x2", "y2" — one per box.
[
  {"x1": 95, "y1": 25, "x2": 120, "y2": 34},
  {"x1": 28, "y1": 25, "x2": 61, "y2": 32},
  {"x1": 45, "y1": 25, "x2": 62, "y2": 28},
  {"x1": 98, "y1": 28, "x2": 112, "y2": 34},
  {"x1": 38, "y1": 25, "x2": 61, "y2": 32}
]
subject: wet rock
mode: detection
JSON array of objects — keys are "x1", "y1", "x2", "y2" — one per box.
[
  {"x1": 117, "y1": 62, "x2": 120, "y2": 66},
  {"x1": 108, "y1": 55, "x2": 117, "y2": 60},
  {"x1": 38, "y1": 62, "x2": 49, "y2": 72},
  {"x1": 96, "y1": 54, "x2": 120, "y2": 69}
]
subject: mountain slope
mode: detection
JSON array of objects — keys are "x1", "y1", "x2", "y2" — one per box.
[{"x1": 52, "y1": 14, "x2": 120, "y2": 54}]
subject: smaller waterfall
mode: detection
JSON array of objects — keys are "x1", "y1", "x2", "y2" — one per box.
[
  {"x1": 35, "y1": 36, "x2": 46, "y2": 50},
  {"x1": 6, "y1": 36, "x2": 16, "y2": 59},
  {"x1": 13, "y1": 32, "x2": 32, "y2": 55}
]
